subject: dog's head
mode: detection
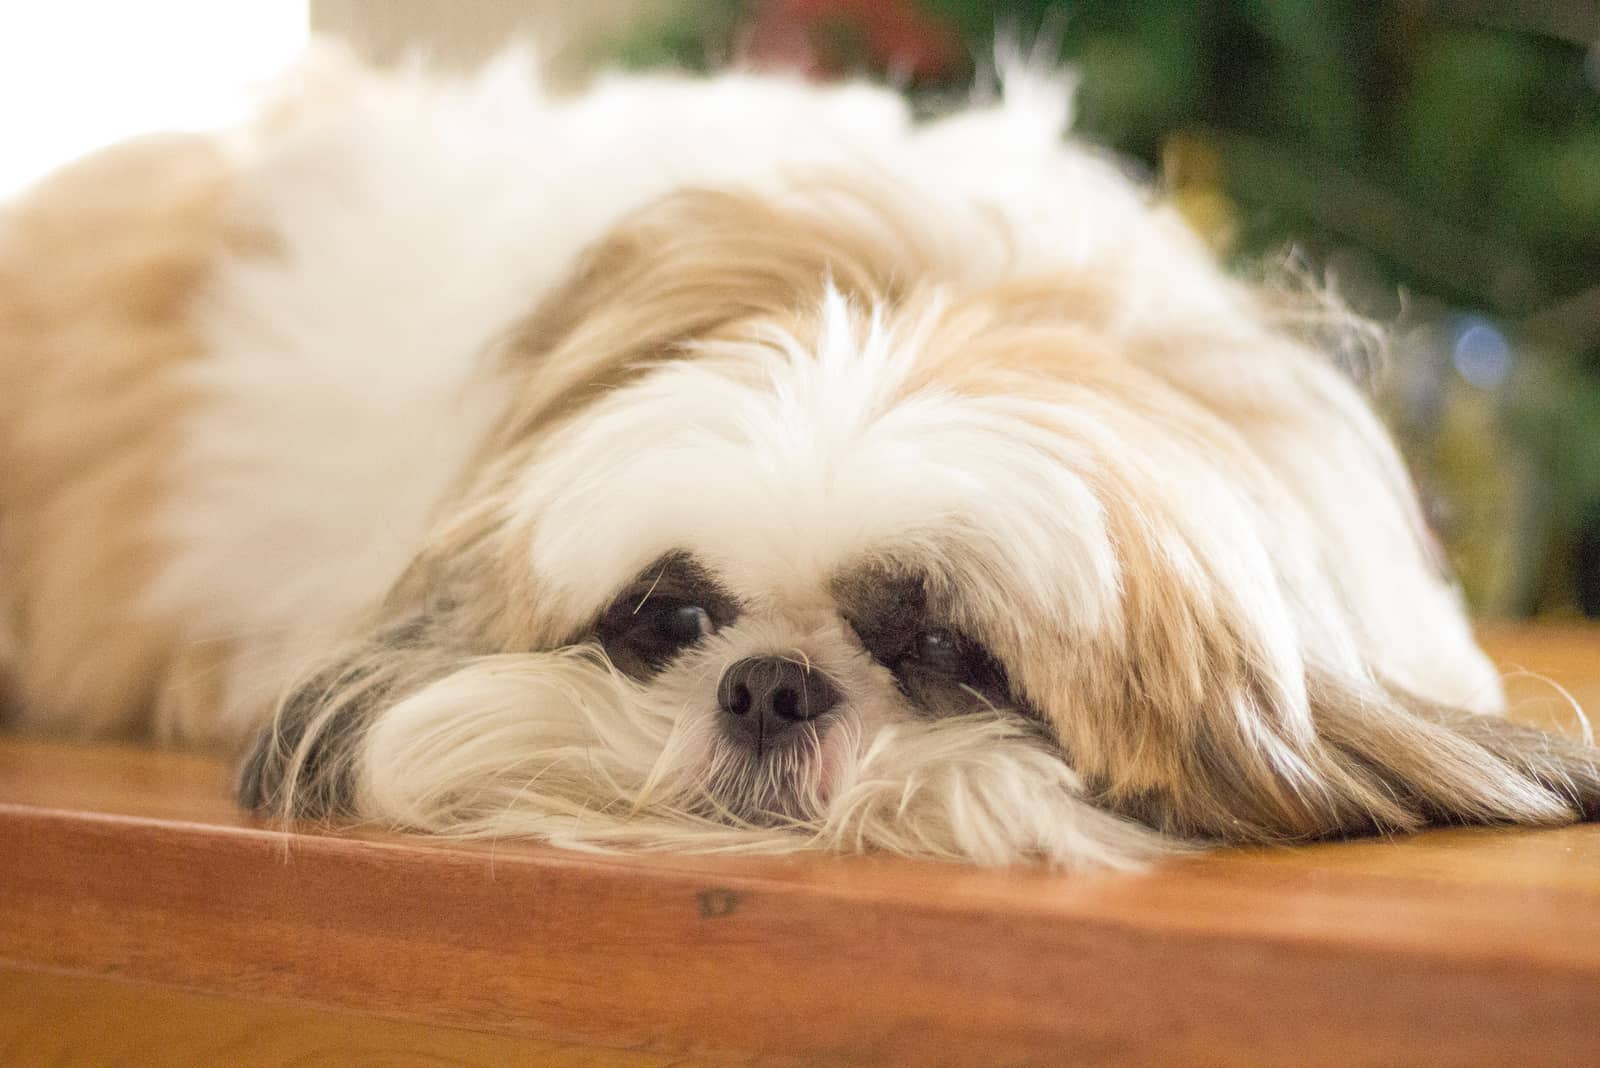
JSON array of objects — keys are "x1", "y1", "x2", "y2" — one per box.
[{"x1": 241, "y1": 175, "x2": 1598, "y2": 866}]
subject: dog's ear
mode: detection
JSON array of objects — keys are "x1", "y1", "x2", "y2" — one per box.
[
  {"x1": 1030, "y1": 491, "x2": 1599, "y2": 841},
  {"x1": 982, "y1": 303, "x2": 1600, "y2": 844},
  {"x1": 1081, "y1": 662, "x2": 1599, "y2": 843},
  {"x1": 235, "y1": 655, "x2": 371, "y2": 819},
  {"x1": 1312, "y1": 679, "x2": 1600, "y2": 827},
  {"x1": 236, "y1": 611, "x2": 458, "y2": 819}
]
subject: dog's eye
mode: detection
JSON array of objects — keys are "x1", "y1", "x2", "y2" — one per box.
[
  {"x1": 911, "y1": 626, "x2": 992, "y2": 680},
  {"x1": 846, "y1": 610, "x2": 1014, "y2": 714},
  {"x1": 913, "y1": 627, "x2": 965, "y2": 674},
  {"x1": 654, "y1": 604, "x2": 714, "y2": 644},
  {"x1": 601, "y1": 598, "x2": 714, "y2": 671},
  {"x1": 596, "y1": 553, "x2": 738, "y2": 678}
]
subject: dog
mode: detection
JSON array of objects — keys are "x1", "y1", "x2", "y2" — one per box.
[{"x1": 2, "y1": 44, "x2": 1595, "y2": 867}]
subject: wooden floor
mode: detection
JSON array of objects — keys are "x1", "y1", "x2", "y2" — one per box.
[{"x1": 1, "y1": 626, "x2": 1597, "y2": 1065}]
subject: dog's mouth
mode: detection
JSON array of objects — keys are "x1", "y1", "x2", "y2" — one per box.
[{"x1": 699, "y1": 720, "x2": 841, "y2": 825}]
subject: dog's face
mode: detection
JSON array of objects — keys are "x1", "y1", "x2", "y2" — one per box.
[
  {"x1": 241, "y1": 179, "x2": 1599, "y2": 867},
  {"x1": 505, "y1": 286, "x2": 1099, "y2": 826}
]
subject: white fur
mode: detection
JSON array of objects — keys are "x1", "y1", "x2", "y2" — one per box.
[
  {"x1": 518, "y1": 292, "x2": 1121, "y2": 638},
  {"x1": 358, "y1": 647, "x2": 1165, "y2": 868}
]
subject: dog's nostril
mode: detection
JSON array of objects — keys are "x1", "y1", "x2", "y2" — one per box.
[
  {"x1": 771, "y1": 686, "x2": 801, "y2": 721},
  {"x1": 727, "y1": 683, "x2": 752, "y2": 716}
]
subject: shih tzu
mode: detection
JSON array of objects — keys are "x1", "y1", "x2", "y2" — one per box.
[{"x1": 2, "y1": 44, "x2": 1595, "y2": 867}]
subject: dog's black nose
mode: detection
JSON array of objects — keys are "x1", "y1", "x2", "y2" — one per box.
[{"x1": 717, "y1": 655, "x2": 841, "y2": 753}]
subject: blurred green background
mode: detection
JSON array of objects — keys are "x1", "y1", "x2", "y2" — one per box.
[{"x1": 607, "y1": 0, "x2": 1600, "y2": 618}]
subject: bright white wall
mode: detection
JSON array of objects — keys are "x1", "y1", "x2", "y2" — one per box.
[{"x1": 0, "y1": 1, "x2": 309, "y2": 196}]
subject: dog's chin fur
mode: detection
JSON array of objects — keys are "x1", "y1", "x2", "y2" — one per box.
[
  {"x1": 2, "y1": 43, "x2": 1596, "y2": 868},
  {"x1": 339, "y1": 649, "x2": 1161, "y2": 868}
]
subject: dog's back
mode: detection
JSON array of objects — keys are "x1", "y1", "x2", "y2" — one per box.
[{"x1": 0, "y1": 134, "x2": 234, "y2": 740}]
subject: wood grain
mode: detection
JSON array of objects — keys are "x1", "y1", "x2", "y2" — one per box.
[
  {"x1": 1, "y1": 626, "x2": 1597, "y2": 1065},
  {"x1": 1479, "y1": 622, "x2": 1600, "y2": 726},
  {"x1": 0, "y1": 968, "x2": 670, "y2": 1067}
]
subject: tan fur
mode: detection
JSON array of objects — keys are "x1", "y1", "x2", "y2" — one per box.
[
  {"x1": 490, "y1": 180, "x2": 968, "y2": 448},
  {"x1": 0, "y1": 135, "x2": 235, "y2": 742}
]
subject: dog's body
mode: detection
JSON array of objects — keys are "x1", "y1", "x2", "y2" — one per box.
[{"x1": 2, "y1": 48, "x2": 1595, "y2": 865}]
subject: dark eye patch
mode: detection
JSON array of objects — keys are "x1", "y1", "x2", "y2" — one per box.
[
  {"x1": 597, "y1": 552, "x2": 738, "y2": 678},
  {"x1": 833, "y1": 564, "x2": 1014, "y2": 717},
  {"x1": 887, "y1": 624, "x2": 1013, "y2": 717},
  {"x1": 835, "y1": 566, "x2": 927, "y2": 667}
]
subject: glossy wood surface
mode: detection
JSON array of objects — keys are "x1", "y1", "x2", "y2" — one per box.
[{"x1": 1, "y1": 627, "x2": 1597, "y2": 1065}]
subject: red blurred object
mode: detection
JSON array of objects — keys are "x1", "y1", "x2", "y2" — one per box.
[{"x1": 739, "y1": 0, "x2": 964, "y2": 81}]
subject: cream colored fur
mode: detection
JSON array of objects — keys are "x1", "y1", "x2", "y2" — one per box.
[{"x1": 1, "y1": 44, "x2": 1594, "y2": 867}]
